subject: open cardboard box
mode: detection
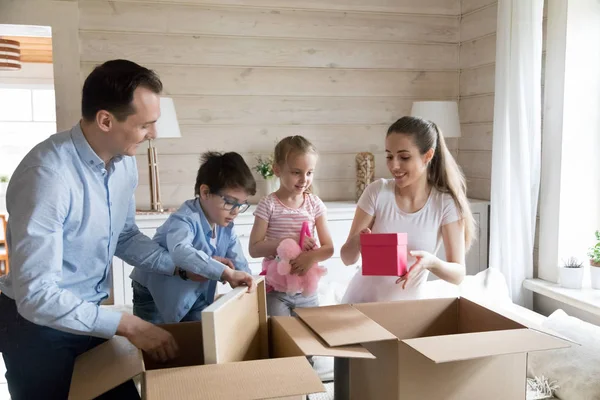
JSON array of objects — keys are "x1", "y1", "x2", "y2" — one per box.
[
  {"x1": 271, "y1": 297, "x2": 574, "y2": 400},
  {"x1": 68, "y1": 277, "x2": 329, "y2": 400}
]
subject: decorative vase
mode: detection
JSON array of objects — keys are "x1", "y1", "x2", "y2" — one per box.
[
  {"x1": 558, "y1": 266, "x2": 584, "y2": 289},
  {"x1": 590, "y1": 261, "x2": 600, "y2": 289},
  {"x1": 356, "y1": 152, "x2": 375, "y2": 201},
  {"x1": 265, "y1": 177, "x2": 280, "y2": 194}
]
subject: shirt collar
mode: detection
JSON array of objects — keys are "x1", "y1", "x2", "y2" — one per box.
[
  {"x1": 71, "y1": 122, "x2": 125, "y2": 174},
  {"x1": 193, "y1": 198, "x2": 217, "y2": 240}
]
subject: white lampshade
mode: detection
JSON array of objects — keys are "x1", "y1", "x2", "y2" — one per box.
[
  {"x1": 410, "y1": 101, "x2": 461, "y2": 138},
  {"x1": 155, "y1": 97, "x2": 181, "y2": 139}
]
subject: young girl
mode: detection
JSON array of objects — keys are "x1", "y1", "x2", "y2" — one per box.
[
  {"x1": 341, "y1": 116, "x2": 475, "y2": 303},
  {"x1": 249, "y1": 136, "x2": 334, "y2": 316},
  {"x1": 131, "y1": 151, "x2": 256, "y2": 324}
]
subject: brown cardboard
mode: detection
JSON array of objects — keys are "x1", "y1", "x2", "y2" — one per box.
[
  {"x1": 270, "y1": 316, "x2": 375, "y2": 359},
  {"x1": 202, "y1": 279, "x2": 268, "y2": 364},
  {"x1": 403, "y1": 329, "x2": 569, "y2": 363},
  {"x1": 144, "y1": 357, "x2": 324, "y2": 400},
  {"x1": 294, "y1": 304, "x2": 396, "y2": 347},
  {"x1": 295, "y1": 296, "x2": 572, "y2": 400},
  {"x1": 69, "y1": 277, "x2": 326, "y2": 400}
]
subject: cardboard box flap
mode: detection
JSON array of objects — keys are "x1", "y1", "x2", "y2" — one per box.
[
  {"x1": 144, "y1": 356, "x2": 325, "y2": 400},
  {"x1": 69, "y1": 336, "x2": 144, "y2": 400},
  {"x1": 271, "y1": 316, "x2": 376, "y2": 359},
  {"x1": 295, "y1": 304, "x2": 396, "y2": 347},
  {"x1": 402, "y1": 329, "x2": 571, "y2": 364},
  {"x1": 460, "y1": 296, "x2": 578, "y2": 345}
]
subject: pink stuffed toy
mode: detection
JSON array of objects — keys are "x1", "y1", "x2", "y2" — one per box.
[{"x1": 263, "y1": 221, "x2": 326, "y2": 296}]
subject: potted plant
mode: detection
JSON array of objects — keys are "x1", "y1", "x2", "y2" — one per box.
[
  {"x1": 254, "y1": 154, "x2": 279, "y2": 194},
  {"x1": 558, "y1": 257, "x2": 584, "y2": 289},
  {"x1": 588, "y1": 230, "x2": 600, "y2": 289},
  {"x1": 0, "y1": 175, "x2": 8, "y2": 195}
]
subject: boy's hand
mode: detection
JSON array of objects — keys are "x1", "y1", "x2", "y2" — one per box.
[
  {"x1": 221, "y1": 268, "x2": 256, "y2": 293},
  {"x1": 213, "y1": 256, "x2": 235, "y2": 270},
  {"x1": 290, "y1": 252, "x2": 316, "y2": 276}
]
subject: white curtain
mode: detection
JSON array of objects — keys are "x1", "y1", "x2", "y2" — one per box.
[{"x1": 489, "y1": 0, "x2": 544, "y2": 307}]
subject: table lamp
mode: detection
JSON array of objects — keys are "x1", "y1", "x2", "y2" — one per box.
[
  {"x1": 410, "y1": 101, "x2": 461, "y2": 138},
  {"x1": 148, "y1": 97, "x2": 181, "y2": 212}
]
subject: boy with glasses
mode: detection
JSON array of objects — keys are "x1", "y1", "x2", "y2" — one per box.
[{"x1": 131, "y1": 151, "x2": 257, "y2": 324}]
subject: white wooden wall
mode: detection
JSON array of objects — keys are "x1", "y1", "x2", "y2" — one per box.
[
  {"x1": 78, "y1": 0, "x2": 461, "y2": 207},
  {"x1": 458, "y1": 0, "x2": 497, "y2": 201}
]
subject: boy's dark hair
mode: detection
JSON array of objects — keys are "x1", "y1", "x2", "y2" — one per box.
[
  {"x1": 81, "y1": 59, "x2": 163, "y2": 122},
  {"x1": 195, "y1": 152, "x2": 257, "y2": 197}
]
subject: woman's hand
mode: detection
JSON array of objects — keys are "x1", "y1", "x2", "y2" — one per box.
[{"x1": 396, "y1": 250, "x2": 440, "y2": 289}]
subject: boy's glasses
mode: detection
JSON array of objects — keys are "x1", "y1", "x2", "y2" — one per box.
[{"x1": 217, "y1": 194, "x2": 250, "y2": 213}]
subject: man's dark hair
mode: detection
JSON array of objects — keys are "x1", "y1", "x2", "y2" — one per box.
[
  {"x1": 81, "y1": 59, "x2": 163, "y2": 122},
  {"x1": 195, "y1": 152, "x2": 257, "y2": 197}
]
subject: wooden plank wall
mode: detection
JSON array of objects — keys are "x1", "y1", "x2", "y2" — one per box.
[
  {"x1": 78, "y1": 0, "x2": 461, "y2": 207},
  {"x1": 458, "y1": 0, "x2": 498, "y2": 201}
]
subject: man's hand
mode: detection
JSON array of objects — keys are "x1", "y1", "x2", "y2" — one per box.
[
  {"x1": 212, "y1": 256, "x2": 235, "y2": 270},
  {"x1": 116, "y1": 313, "x2": 179, "y2": 363},
  {"x1": 221, "y1": 268, "x2": 257, "y2": 293}
]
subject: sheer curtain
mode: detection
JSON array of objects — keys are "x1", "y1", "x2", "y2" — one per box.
[{"x1": 488, "y1": 0, "x2": 544, "y2": 307}]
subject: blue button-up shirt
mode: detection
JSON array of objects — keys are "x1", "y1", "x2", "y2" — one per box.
[
  {"x1": 0, "y1": 123, "x2": 175, "y2": 338},
  {"x1": 131, "y1": 199, "x2": 251, "y2": 323}
]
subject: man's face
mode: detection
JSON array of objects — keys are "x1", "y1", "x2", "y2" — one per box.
[{"x1": 102, "y1": 86, "x2": 161, "y2": 157}]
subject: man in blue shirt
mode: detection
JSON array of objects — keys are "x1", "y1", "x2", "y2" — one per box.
[{"x1": 0, "y1": 59, "x2": 204, "y2": 400}]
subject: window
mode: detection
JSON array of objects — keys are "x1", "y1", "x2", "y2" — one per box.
[
  {"x1": 0, "y1": 88, "x2": 56, "y2": 177},
  {"x1": 537, "y1": 0, "x2": 600, "y2": 284}
]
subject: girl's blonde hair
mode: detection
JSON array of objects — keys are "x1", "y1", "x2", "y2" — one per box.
[
  {"x1": 274, "y1": 135, "x2": 318, "y2": 166},
  {"x1": 273, "y1": 135, "x2": 318, "y2": 193},
  {"x1": 387, "y1": 116, "x2": 476, "y2": 249}
]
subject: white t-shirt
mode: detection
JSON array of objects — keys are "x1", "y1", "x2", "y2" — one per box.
[{"x1": 342, "y1": 178, "x2": 460, "y2": 304}]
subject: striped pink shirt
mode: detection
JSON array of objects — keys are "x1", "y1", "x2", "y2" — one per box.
[{"x1": 253, "y1": 193, "x2": 326, "y2": 248}]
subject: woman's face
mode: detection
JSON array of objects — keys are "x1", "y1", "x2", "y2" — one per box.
[{"x1": 385, "y1": 133, "x2": 433, "y2": 189}]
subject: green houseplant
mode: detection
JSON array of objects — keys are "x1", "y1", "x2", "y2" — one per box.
[
  {"x1": 588, "y1": 230, "x2": 600, "y2": 289},
  {"x1": 0, "y1": 175, "x2": 9, "y2": 195},
  {"x1": 254, "y1": 154, "x2": 279, "y2": 194},
  {"x1": 558, "y1": 256, "x2": 584, "y2": 289}
]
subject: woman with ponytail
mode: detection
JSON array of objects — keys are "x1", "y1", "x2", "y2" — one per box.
[{"x1": 340, "y1": 116, "x2": 475, "y2": 303}]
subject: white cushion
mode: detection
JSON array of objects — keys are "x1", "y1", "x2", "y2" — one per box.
[{"x1": 528, "y1": 309, "x2": 600, "y2": 400}]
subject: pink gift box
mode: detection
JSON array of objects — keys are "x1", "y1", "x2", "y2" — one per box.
[{"x1": 360, "y1": 233, "x2": 408, "y2": 276}]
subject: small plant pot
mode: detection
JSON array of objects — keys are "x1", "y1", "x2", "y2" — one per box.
[
  {"x1": 264, "y1": 177, "x2": 280, "y2": 194},
  {"x1": 558, "y1": 266, "x2": 584, "y2": 289},
  {"x1": 590, "y1": 261, "x2": 600, "y2": 289}
]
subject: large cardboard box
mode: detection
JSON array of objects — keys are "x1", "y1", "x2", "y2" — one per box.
[
  {"x1": 271, "y1": 297, "x2": 572, "y2": 400},
  {"x1": 68, "y1": 278, "x2": 328, "y2": 400}
]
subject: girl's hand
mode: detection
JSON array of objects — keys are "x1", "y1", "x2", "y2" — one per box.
[
  {"x1": 301, "y1": 236, "x2": 317, "y2": 251},
  {"x1": 396, "y1": 250, "x2": 440, "y2": 289},
  {"x1": 290, "y1": 252, "x2": 316, "y2": 276}
]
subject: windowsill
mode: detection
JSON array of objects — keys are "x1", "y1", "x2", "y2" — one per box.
[{"x1": 523, "y1": 278, "x2": 600, "y2": 317}]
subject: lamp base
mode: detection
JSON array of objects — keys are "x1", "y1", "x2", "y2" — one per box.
[{"x1": 148, "y1": 140, "x2": 163, "y2": 212}]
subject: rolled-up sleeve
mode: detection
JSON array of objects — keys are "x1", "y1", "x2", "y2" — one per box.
[
  {"x1": 226, "y1": 231, "x2": 251, "y2": 274},
  {"x1": 165, "y1": 214, "x2": 226, "y2": 281},
  {"x1": 8, "y1": 166, "x2": 122, "y2": 338}
]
